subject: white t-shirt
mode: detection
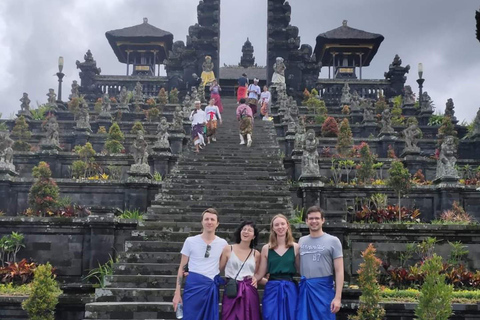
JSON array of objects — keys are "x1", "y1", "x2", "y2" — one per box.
[
  {"x1": 180, "y1": 234, "x2": 228, "y2": 280},
  {"x1": 189, "y1": 109, "x2": 207, "y2": 126}
]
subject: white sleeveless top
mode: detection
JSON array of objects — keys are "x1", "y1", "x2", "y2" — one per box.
[{"x1": 225, "y1": 247, "x2": 256, "y2": 280}]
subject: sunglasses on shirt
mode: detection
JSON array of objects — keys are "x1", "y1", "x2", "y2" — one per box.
[{"x1": 205, "y1": 244, "x2": 212, "y2": 258}]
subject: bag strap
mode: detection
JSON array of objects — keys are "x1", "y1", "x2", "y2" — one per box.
[{"x1": 233, "y1": 249, "x2": 253, "y2": 281}]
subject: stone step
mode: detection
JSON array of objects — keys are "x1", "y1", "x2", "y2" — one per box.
[
  {"x1": 164, "y1": 173, "x2": 288, "y2": 181},
  {"x1": 150, "y1": 200, "x2": 290, "y2": 209},
  {"x1": 105, "y1": 275, "x2": 177, "y2": 288},
  {"x1": 112, "y1": 263, "x2": 178, "y2": 275},
  {"x1": 161, "y1": 183, "x2": 290, "y2": 192},
  {"x1": 135, "y1": 221, "x2": 272, "y2": 232},
  {"x1": 125, "y1": 241, "x2": 184, "y2": 253},
  {"x1": 169, "y1": 166, "x2": 285, "y2": 173},
  {"x1": 84, "y1": 302, "x2": 174, "y2": 319},
  {"x1": 128, "y1": 230, "x2": 272, "y2": 244},
  {"x1": 161, "y1": 188, "x2": 290, "y2": 197},
  {"x1": 169, "y1": 169, "x2": 285, "y2": 176}
]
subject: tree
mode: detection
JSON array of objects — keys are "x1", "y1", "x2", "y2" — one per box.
[
  {"x1": 104, "y1": 122, "x2": 125, "y2": 154},
  {"x1": 169, "y1": 88, "x2": 179, "y2": 104},
  {"x1": 22, "y1": 263, "x2": 62, "y2": 320},
  {"x1": 28, "y1": 162, "x2": 59, "y2": 215},
  {"x1": 387, "y1": 160, "x2": 411, "y2": 222},
  {"x1": 158, "y1": 88, "x2": 168, "y2": 105},
  {"x1": 72, "y1": 142, "x2": 96, "y2": 178},
  {"x1": 11, "y1": 116, "x2": 32, "y2": 151},
  {"x1": 130, "y1": 121, "x2": 145, "y2": 135},
  {"x1": 321, "y1": 116, "x2": 339, "y2": 137},
  {"x1": 357, "y1": 143, "x2": 376, "y2": 184},
  {"x1": 349, "y1": 244, "x2": 385, "y2": 320},
  {"x1": 336, "y1": 118, "x2": 353, "y2": 156},
  {"x1": 415, "y1": 254, "x2": 453, "y2": 320},
  {"x1": 437, "y1": 116, "x2": 458, "y2": 146}
]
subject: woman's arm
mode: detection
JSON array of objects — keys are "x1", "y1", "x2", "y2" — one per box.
[
  {"x1": 294, "y1": 243, "x2": 300, "y2": 273},
  {"x1": 219, "y1": 245, "x2": 230, "y2": 272},
  {"x1": 254, "y1": 244, "x2": 269, "y2": 281}
]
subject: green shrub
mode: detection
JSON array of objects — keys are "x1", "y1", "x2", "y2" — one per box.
[
  {"x1": 22, "y1": 263, "x2": 62, "y2": 320},
  {"x1": 0, "y1": 121, "x2": 8, "y2": 131},
  {"x1": 30, "y1": 105, "x2": 50, "y2": 121},
  {"x1": 118, "y1": 209, "x2": 144, "y2": 220},
  {"x1": 73, "y1": 142, "x2": 96, "y2": 178},
  {"x1": 415, "y1": 254, "x2": 453, "y2": 320},
  {"x1": 83, "y1": 255, "x2": 117, "y2": 288},
  {"x1": 349, "y1": 244, "x2": 385, "y2": 320},
  {"x1": 387, "y1": 160, "x2": 411, "y2": 222},
  {"x1": 104, "y1": 123, "x2": 124, "y2": 154},
  {"x1": 169, "y1": 88, "x2": 179, "y2": 104},
  {"x1": 157, "y1": 88, "x2": 168, "y2": 105},
  {"x1": 0, "y1": 232, "x2": 25, "y2": 266},
  {"x1": 153, "y1": 171, "x2": 162, "y2": 182},
  {"x1": 11, "y1": 116, "x2": 32, "y2": 151},
  {"x1": 336, "y1": 118, "x2": 353, "y2": 156},
  {"x1": 130, "y1": 121, "x2": 145, "y2": 135},
  {"x1": 374, "y1": 94, "x2": 388, "y2": 114},
  {"x1": 28, "y1": 162, "x2": 59, "y2": 216},
  {"x1": 427, "y1": 113, "x2": 444, "y2": 126},
  {"x1": 357, "y1": 143, "x2": 376, "y2": 183}
]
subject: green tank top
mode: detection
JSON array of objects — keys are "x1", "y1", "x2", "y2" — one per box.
[{"x1": 267, "y1": 246, "x2": 296, "y2": 280}]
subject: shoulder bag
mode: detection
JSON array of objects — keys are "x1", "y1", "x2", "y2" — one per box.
[{"x1": 225, "y1": 248, "x2": 253, "y2": 298}]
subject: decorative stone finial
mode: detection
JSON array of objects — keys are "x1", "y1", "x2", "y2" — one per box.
[
  {"x1": 143, "y1": 17, "x2": 148, "y2": 24},
  {"x1": 342, "y1": 20, "x2": 348, "y2": 27}
]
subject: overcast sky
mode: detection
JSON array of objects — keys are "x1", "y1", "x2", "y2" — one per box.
[{"x1": 1, "y1": 0, "x2": 479, "y2": 122}]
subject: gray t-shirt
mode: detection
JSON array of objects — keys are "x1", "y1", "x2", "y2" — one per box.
[{"x1": 299, "y1": 233, "x2": 343, "y2": 278}]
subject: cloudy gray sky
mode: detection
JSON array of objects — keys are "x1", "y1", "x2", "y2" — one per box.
[{"x1": 1, "y1": 0, "x2": 479, "y2": 122}]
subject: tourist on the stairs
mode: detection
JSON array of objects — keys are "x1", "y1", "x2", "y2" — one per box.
[
  {"x1": 209, "y1": 79, "x2": 224, "y2": 113},
  {"x1": 219, "y1": 221, "x2": 262, "y2": 320},
  {"x1": 173, "y1": 208, "x2": 228, "y2": 320},
  {"x1": 189, "y1": 101, "x2": 207, "y2": 153},
  {"x1": 260, "y1": 85, "x2": 272, "y2": 121},
  {"x1": 236, "y1": 98, "x2": 253, "y2": 147},
  {"x1": 297, "y1": 206, "x2": 343, "y2": 320},
  {"x1": 247, "y1": 78, "x2": 261, "y2": 116},
  {"x1": 255, "y1": 214, "x2": 299, "y2": 320},
  {"x1": 205, "y1": 98, "x2": 222, "y2": 144},
  {"x1": 237, "y1": 73, "x2": 249, "y2": 102}
]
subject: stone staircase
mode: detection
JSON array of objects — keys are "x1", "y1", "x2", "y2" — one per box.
[{"x1": 84, "y1": 97, "x2": 294, "y2": 319}]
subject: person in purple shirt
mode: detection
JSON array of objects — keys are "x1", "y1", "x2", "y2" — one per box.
[{"x1": 236, "y1": 98, "x2": 253, "y2": 147}]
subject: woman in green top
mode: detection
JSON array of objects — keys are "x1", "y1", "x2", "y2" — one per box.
[{"x1": 255, "y1": 214, "x2": 299, "y2": 320}]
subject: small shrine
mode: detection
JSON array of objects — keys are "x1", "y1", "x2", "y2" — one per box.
[
  {"x1": 314, "y1": 20, "x2": 384, "y2": 79},
  {"x1": 105, "y1": 18, "x2": 173, "y2": 76}
]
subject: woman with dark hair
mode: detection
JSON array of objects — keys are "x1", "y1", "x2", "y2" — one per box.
[
  {"x1": 219, "y1": 221, "x2": 261, "y2": 320},
  {"x1": 255, "y1": 214, "x2": 299, "y2": 320}
]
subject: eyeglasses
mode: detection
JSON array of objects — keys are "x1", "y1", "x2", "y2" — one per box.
[{"x1": 204, "y1": 244, "x2": 211, "y2": 258}]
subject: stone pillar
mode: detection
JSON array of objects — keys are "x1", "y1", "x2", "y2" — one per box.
[
  {"x1": 285, "y1": 131, "x2": 295, "y2": 158},
  {"x1": 151, "y1": 147, "x2": 173, "y2": 178},
  {"x1": 378, "y1": 135, "x2": 398, "y2": 158},
  {"x1": 291, "y1": 150, "x2": 303, "y2": 181},
  {"x1": 86, "y1": 215, "x2": 116, "y2": 271},
  {"x1": 0, "y1": 169, "x2": 17, "y2": 215},
  {"x1": 74, "y1": 128, "x2": 91, "y2": 147}
]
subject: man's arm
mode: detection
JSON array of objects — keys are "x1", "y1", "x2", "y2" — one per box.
[
  {"x1": 173, "y1": 254, "x2": 189, "y2": 311},
  {"x1": 331, "y1": 257, "x2": 344, "y2": 314}
]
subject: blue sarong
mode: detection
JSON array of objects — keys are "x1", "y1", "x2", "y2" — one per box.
[
  {"x1": 183, "y1": 272, "x2": 224, "y2": 320},
  {"x1": 262, "y1": 280, "x2": 298, "y2": 320},
  {"x1": 297, "y1": 276, "x2": 336, "y2": 320}
]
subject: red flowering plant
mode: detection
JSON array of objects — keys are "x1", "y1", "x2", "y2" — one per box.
[
  {"x1": 321, "y1": 116, "x2": 339, "y2": 137},
  {"x1": 387, "y1": 145, "x2": 397, "y2": 159},
  {"x1": 0, "y1": 259, "x2": 37, "y2": 285},
  {"x1": 27, "y1": 162, "x2": 59, "y2": 216}
]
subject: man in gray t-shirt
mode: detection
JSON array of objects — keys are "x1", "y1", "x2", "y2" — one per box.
[{"x1": 297, "y1": 206, "x2": 344, "y2": 320}]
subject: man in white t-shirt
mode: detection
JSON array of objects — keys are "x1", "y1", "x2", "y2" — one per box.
[{"x1": 173, "y1": 208, "x2": 228, "y2": 320}]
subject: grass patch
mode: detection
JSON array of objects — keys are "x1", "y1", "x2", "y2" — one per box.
[{"x1": 0, "y1": 283, "x2": 32, "y2": 296}]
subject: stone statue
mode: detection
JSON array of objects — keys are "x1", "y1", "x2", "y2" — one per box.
[
  {"x1": 190, "y1": 86, "x2": 200, "y2": 103},
  {"x1": 436, "y1": 135, "x2": 459, "y2": 180},
  {"x1": 402, "y1": 119, "x2": 422, "y2": 153},
  {"x1": 47, "y1": 89, "x2": 57, "y2": 107},
  {"x1": 379, "y1": 107, "x2": 395, "y2": 135},
  {"x1": 340, "y1": 83, "x2": 352, "y2": 105},
  {"x1": 420, "y1": 92, "x2": 434, "y2": 113},
  {"x1": 84, "y1": 49, "x2": 94, "y2": 62},
  {"x1": 0, "y1": 131, "x2": 14, "y2": 171},
  {"x1": 294, "y1": 117, "x2": 306, "y2": 150},
  {"x1": 351, "y1": 91, "x2": 360, "y2": 109},
  {"x1": 470, "y1": 107, "x2": 480, "y2": 139},
  {"x1": 155, "y1": 117, "x2": 170, "y2": 149},
  {"x1": 361, "y1": 99, "x2": 375, "y2": 122},
  {"x1": 444, "y1": 98, "x2": 457, "y2": 122},
  {"x1": 119, "y1": 86, "x2": 128, "y2": 106},
  {"x1": 42, "y1": 116, "x2": 60, "y2": 147},
  {"x1": 70, "y1": 80, "x2": 80, "y2": 100},
  {"x1": 301, "y1": 129, "x2": 320, "y2": 178},
  {"x1": 403, "y1": 85, "x2": 415, "y2": 105},
  {"x1": 271, "y1": 57, "x2": 286, "y2": 84},
  {"x1": 132, "y1": 131, "x2": 148, "y2": 165},
  {"x1": 172, "y1": 106, "x2": 184, "y2": 131},
  {"x1": 20, "y1": 93, "x2": 31, "y2": 113},
  {"x1": 201, "y1": 55, "x2": 215, "y2": 85},
  {"x1": 76, "y1": 98, "x2": 91, "y2": 131},
  {"x1": 134, "y1": 82, "x2": 143, "y2": 104}
]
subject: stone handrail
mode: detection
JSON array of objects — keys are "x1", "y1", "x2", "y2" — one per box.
[
  {"x1": 317, "y1": 78, "x2": 390, "y2": 104},
  {"x1": 94, "y1": 75, "x2": 168, "y2": 97}
]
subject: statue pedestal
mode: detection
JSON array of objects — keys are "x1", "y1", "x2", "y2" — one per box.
[
  {"x1": 291, "y1": 150, "x2": 303, "y2": 181},
  {"x1": 183, "y1": 121, "x2": 192, "y2": 136},
  {"x1": 98, "y1": 112, "x2": 113, "y2": 121},
  {"x1": 127, "y1": 164, "x2": 152, "y2": 182},
  {"x1": 401, "y1": 152, "x2": 424, "y2": 175},
  {"x1": 378, "y1": 134, "x2": 398, "y2": 158},
  {"x1": 401, "y1": 104, "x2": 417, "y2": 116},
  {"x1": 74, "y1": 127, "x2": 92, "y2": 146},
  {"x1": 16, "y1": 110, "x2": 32, "y2": 120},
  {"x1": 116, "y1": 104, "x2": 130, "y2": 113},
  {"x1": 169, "y1": 131, "x2": 185, "y2": 154},
  {"x1": 361, "y1": 120, "x2": 377, "y2": 138},
  {"x1": 40, "y1": 142, "x2": 62, "y2": 152},
  {"x1": 433, "y1": 175, "x2": 460, "y2": 186},
  {"x1": 351, "y1": 106, "x2": 363, "y2": 124},
  {"x1": 285, "y1": 132, "x2": 295, "y2": 157},
  {"x1": 0, "y1": 162, "x2": 18, "y2": 179},
  {"x1": 418, "y1": 110, "x2": 433, "y2": 126},
  {"x1": 152, "y1": 146, "x2": 174, "y2": 178},
  {"x1": 400, "y1": 148, "x2": 421, "y2": 158},
  {"x1": 299, "y1": 176, "x2": 324, "y2": 209}
]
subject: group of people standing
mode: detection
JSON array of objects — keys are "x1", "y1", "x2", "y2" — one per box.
[
  {"x1": 237, "y1": 73, "x2": 272, "y2": 121},
  {"x1": 173, "y1": 206, "x2": 344, "y2": 320}
]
